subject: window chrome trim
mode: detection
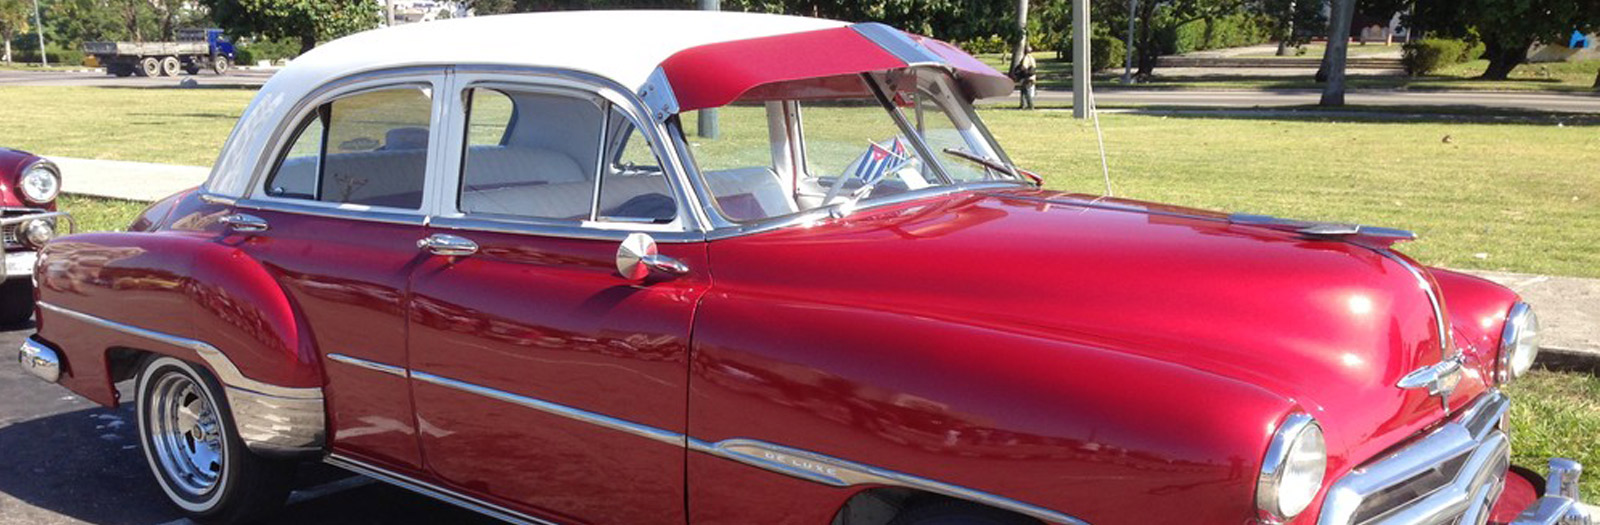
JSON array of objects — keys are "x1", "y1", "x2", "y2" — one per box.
[
  {"x1": 233, "y1": 197, "x2": 428, "y2": 227},
  {"x1": 327, "y1": 353, "x2": 408, "y2": 378},
  {"x1": 428, "y1": 214, "x2": 705, "y2": 244},
  {"x1": 702, "y1": 181, "x2": 1026, "y2": 241},
  {"x1": 1318, "y1": 391, "x2": 1511, "y2": 525},
  {"x1": 327, "y1": 454, "x2": 557, "y2": 525}
]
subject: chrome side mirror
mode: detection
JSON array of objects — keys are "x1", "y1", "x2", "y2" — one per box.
[{"x1": 617, "y1": 233, "x2": 689, "y2": 281}]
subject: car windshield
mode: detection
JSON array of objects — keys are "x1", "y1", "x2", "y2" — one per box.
[{"x1": 677, "y1": 69, "x2": 1023, "y2": 223}]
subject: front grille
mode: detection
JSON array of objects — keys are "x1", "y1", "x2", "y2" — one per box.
[
  {"x1": 1, "y1": 224, "x2": 17, "y2": 248},
  {"x1": 1318, "y1": 392, "x2": 1511, "y2": 525}
]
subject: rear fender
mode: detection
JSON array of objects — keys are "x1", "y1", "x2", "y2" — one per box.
[{"x1": 35, "y1": 229, "x2": 325, "y2": 456}]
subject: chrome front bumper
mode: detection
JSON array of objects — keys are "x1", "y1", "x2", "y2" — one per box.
[
  {"x1": 1512, "y1": 459, "x2": 1593, "y2": 525},
  {"x1": 18, "y1": 335, "x2": 61, "y2": 383}
]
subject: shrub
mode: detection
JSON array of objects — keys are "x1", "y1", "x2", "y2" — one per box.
[
  {"x1": 955, "y1": 34, "x2": 1010, "y2": 55},
  {"x1": 236, "y1": 37, "x2": 300, "y2": 65},
  {"x1": 1403, "y1": 38, "x2": 1480, "y2": 75},
  {"x1": 10, "y1": 45, "x2": 85, "y2": 66},
  {"x1": 1158, "y1": 13, "x2": 1274, "y2": 55},
  {"x1": 1055, "y1": 29, "x2": 1128, "y2": 71}
]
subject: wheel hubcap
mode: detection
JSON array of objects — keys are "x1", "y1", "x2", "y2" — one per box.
[{"x1": 148, "y1": 374, "x2": 224, "y2": 496}]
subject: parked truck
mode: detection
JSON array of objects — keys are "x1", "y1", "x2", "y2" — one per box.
[{"x1": 84, "y1": 28, "x2": 236, "y2": 78}]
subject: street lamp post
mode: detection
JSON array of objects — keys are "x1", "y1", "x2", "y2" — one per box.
[
  {"x1": 1071, "y1": 0, "x2": 1089, "y2": 118},
  {"x1": 32, "y1": 0, "x2": 47, "y2": 67},
  {"x1": 696, "y1": 0, "x2": 720, "y2": 139},
  {"x1": 1122, "y1": 0, "x2": 1136, "y2": 84}
]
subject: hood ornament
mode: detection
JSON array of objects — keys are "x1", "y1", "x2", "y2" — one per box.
[{"x1": 1397, "y1": 352, "x2": 1465, "y2": 413}]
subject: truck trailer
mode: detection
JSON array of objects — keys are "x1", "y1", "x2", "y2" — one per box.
[{"x1": 84, "y1": 28, "x2": 236, "y2": 77}]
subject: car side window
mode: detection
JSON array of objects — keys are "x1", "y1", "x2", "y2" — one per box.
[
  {"x1": 459, "y1": 88, "x2": 603, "y2": 220},
  {"x1": 264, "y1": 86, "x2": 433, "y2": 209},
  {"x1": 597, "y1": 107, "x2": 675, "y2": 224}
]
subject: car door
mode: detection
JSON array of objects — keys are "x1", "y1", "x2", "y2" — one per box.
[
  {"x1": 229, "y1": 74, "x2": 448, "y2": 473},
  {"x1": 405, "y1": 75, "x2": 708, "y2": 524}
]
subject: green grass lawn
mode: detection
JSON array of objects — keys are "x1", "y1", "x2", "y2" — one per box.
[
  {"x1": 978, "y1": 52, "x2": 1600, "y2": 92},
  {"x1": 1505, "y1": 369, "x2": 1600, "y2": 500},
  {"x1": 0, "y1": 86, "x2": 255, "y2": 166}
]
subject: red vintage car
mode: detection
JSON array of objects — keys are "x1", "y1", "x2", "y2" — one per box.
[
  {"x1": 15, "y1": 11, "x2": 1591, "y2": 525},
  {"x1": 0, "y1": 148, "x2": 68, "y2": 325}
]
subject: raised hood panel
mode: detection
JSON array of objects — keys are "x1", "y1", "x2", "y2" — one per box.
[{"x1": 707, "y1": 188, "x2": 1489, "y2": 471}]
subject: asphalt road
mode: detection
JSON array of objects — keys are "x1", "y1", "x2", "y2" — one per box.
[
  {"x1": 0, "y1": 320, "x2": 500, "y2": 525},
  {"x1": 0, "y1": 69, "x2": 273, "y2": 88},
  {"x1": 4, "y1": 69, "x2": 1597, "y2": 113},
  {"x1": 1016, "y1": 88, "x2": 1600, "y2": 113}
]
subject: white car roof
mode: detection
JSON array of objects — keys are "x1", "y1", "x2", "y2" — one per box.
[
  {"x1": 272, "y1": 11, "x2": 848, "y2": 95},
  {"x1": 207, "y1": 10, "x2": 847, "y2": 197}
]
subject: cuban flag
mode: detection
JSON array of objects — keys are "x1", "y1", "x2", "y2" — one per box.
[{"x1": 851, "y1": 138, "x2": 911, "y2": 185}]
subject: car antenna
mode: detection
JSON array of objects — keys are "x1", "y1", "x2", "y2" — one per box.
[{"x1": 1087, "y1": 77, "x2": 1114, "y2": 197}]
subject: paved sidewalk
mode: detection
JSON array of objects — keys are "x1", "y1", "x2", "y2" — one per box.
[
  {"x1": 51, "y1": 157, "x2": 208, "y2": 202},
  {"x1": 1464, "y1": 270, "x2": 1600, "y2": 362}
]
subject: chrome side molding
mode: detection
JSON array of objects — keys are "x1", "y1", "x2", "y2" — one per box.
[
  {"x1": 327, "y1": 454, "x2": 557, "y2": 525},
  {"x1": 36, "y1": 302, "x2": 326, "y2": 455},
  {"x1": 690, "y1": 438, "x2": 1088, "y2": 525}
]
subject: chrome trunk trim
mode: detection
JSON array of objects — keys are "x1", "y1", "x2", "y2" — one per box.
[{"x1": 36, "y1": 302, "x2": 325, "y2": 455}]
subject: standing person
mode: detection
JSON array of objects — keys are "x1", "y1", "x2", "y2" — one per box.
[{"x1": 1011, "y1": 45, "x2": 1039, "y2": 109}]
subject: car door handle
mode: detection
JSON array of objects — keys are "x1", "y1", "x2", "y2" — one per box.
[
  {"x1": 418, "y1": 234, "x2": 478, "y2": 257},
  {"x1": 219, "y1": 213, "x2": 269, "y2": 232}
]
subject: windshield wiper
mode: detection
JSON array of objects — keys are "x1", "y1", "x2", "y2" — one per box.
[
  {"x1": 941, "y1": 148, "x2": 1043, "y2": 186},
  {"x1": 940, "y1": 148, "x2": 1014, "y2": 178}
]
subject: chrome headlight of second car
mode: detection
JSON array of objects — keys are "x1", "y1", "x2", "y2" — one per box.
[
  {"x1": 1498, "y1": 302, "x2": 1539, "y2": 384},
  {"x1": 20, "y1": 162, "x2": 61, "y2": 204},
  {"x1": 1257, "y1": 412, "x2": 1327, "y2": 522}
]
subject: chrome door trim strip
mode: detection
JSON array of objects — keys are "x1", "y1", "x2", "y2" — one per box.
[
  {"x1": 327, "y1": 353, "x2": 408, "y2": 378},
  {"x1": 409, "y1": 370, "x2": 687, "y2": 447},
  {"x1": 404, "y1": 369, "x2": 1084, "y2": 524},
  {"x1": 37, "y1": 302, "x2": 322, "y2": 400},
  {"x1": 689, "y1": 437, "x2": 1088, "y2": 525},
  {"x1": 326, "y1": 453, "x2": 557, "y2": 525}
]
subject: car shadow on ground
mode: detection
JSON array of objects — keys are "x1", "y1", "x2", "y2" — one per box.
[{"x1": 0, "y1": 405, "x2": 500, "y2": 524}]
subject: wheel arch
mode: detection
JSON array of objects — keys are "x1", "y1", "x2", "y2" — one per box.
[{"x1": 35, "y1": 230, "x2": 327, "y2": 457}]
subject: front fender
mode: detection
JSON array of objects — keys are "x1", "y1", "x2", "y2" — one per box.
[{"x1": 1430, "y1": 268, "x2": 1520, "y2": 385}]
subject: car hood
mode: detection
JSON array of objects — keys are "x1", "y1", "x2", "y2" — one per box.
[{"x1": 707, "y1": 187, "x2": 1491, "y2": 472}]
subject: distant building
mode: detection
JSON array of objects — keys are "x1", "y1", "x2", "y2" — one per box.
[{"x1": 379, "y1": 1, "x2": 472, "y2": 26}]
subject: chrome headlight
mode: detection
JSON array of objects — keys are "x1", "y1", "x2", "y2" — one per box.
[
  {"x1": 1498, "y1": 302, "x2": 1539, "y2": 384},
  {"x1": 20, "y1": 163, "x2": 61, "y2": 204},
  {"x1": 1257, "y1": 413, "x2": 1327, "y2": 521}
]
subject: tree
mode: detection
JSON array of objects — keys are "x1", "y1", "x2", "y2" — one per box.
[
  {"x1": 200, "y1": 0, "x2": 380, "y2": 54},
  {"x1": 1413, "y1": 0, "x2": 1600, "y2": 80},
  {"x1": 1261, "y1": 0, "x2": 1323, "y2": 56},
  {"x1": 0, "y1": 0, "x2": 29, "y2": 63},
  {"x1": 1319, "y1": 0, "x2": 1355, "y2": 105}
]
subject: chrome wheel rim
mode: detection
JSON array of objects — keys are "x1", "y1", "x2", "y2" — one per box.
[{"x1": 148, "y1": 373, "x2": 225, "y2": 496}]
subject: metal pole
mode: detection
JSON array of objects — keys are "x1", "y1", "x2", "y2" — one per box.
[
  {"x1": 1122, "y1": 0, "x2": 1136, "y2": 84},
  {"x1": 385, "y1": 0, "x2": 396, "y2": 27},
  {"x1": 1072, "y1": 0, "x2": 1089, "y2": 118},
  {"x1": 32, "y1": 0, "x2": 46, "y2": 67},
  {"x1": 696, "y1": 0, "x2": 720, "y2": 139}
]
